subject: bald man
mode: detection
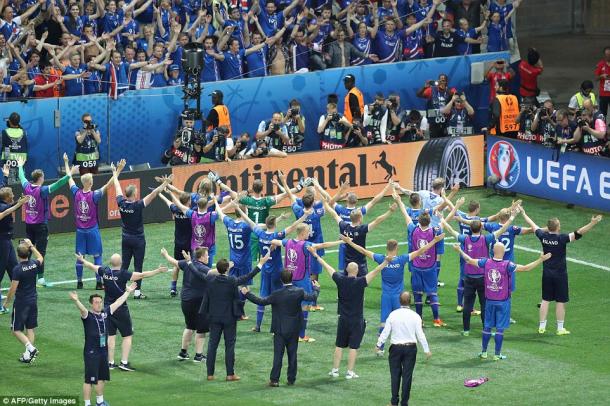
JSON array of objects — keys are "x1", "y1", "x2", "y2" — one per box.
[
  {"x1": 455, "y1": 242, "x2": 550, "y2": 360},
  {"x1": 76, "y1": 253, "x2": 168, "y2": 372}
]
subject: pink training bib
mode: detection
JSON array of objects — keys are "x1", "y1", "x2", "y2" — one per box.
[{"x1": 464, "y1": 377, "x2": 489, "y2": 387}]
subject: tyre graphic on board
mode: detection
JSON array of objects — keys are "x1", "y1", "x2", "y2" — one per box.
[{"x1": 413, "y1": 137, "x2": 471, "y2": 190}]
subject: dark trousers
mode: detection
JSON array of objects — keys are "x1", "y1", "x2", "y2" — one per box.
[
  {"x1": 270, "y1": 332, "x2": 299, "y2": 383},
  {"x1": 389, "y1": 344, "x2": 418, "y2": 406},
  {"x1": 207, "y1": 321, "x2": 237, "y2": 377},
  {"x1": 26, "y1": 223, "x2": 48, "y2": 276},
  {"x1": 463, "y1": 276, "x2": 486, "y2": 331},
  {"x1": 122, "y1": 235, "x2": 146, "y2": 289},
  {"x1": 600, "y1": 96, "x2": 610, "y2": 119},
  {"x1": 0, "y1": 238, "x2": 17, "y2": 284}
]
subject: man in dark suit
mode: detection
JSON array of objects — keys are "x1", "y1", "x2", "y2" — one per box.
[
  {"x1": 241, "y1": 270, "x2": 319, "y2": 387},
  {"x1": 203, "y1": 253, "x2": 270, "y2": 381}
]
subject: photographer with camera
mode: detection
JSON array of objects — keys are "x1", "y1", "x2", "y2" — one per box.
[
  {"x1": 200, "y1": 126, "x2": 232, "y2": 163},
  {"x1": 282, "y1": 99, "x2": 306, "y2": 154},
  {"x1": 345, "y1": 118, "x2": 369, "y2": 148},
  {"x1": 559, "y1": 109, "x2": 607, "y2": 156},
  {"x1": 486, "y1": 59, "x2": 515, "y2": 101},
  {"x1": 161, "y1": 110, "x2": 201, "y2": 166},
  {"x1": 363, "y1": 93, "x2": 389, "y2": 145},
  {"x1": 516, "y1": 104, "x2": 537, "y2": 143},
  {"x1": 256, "y1": 112, "x2": 290, "y2": 153},
  {"x1": 228, "y1": 132, "x2": 252, "y2": 160},
  {"x1": 1, "y1": 112, "x2": 27, "y2": 183},
  {"x1": 385, "y1": 93, "x2": 404, "y2": 143},
  {"x1": 317, "y1": 102, "x2": 353, "y2": 150},
  {"x1": 552, "y1": 110, "x2": 579, "y2": 154},
  {"x1": 441, "y1": 93, "x2": 474, "y2": 137},
  {"x1": 531, "y1": 99, "x2": 557, "y2": 145},
  {"x1": 399, "y1": 110, "x2": 427, "y2": 142},
  {"x1": 417, "y1": 74, "x2": 457, "y2": 138},
  {"x1": 74, "y1": 113, "x2": 101, "y2": 175}
]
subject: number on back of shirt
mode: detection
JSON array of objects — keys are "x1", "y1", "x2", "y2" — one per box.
[
  {"x1": 500, "y1": 236, "x2": 511, "y2": 252},
  {"x1": 229, "y1": 233, "x2": 243, "y2": 250}
]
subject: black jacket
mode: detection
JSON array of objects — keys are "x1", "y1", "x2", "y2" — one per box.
[
  {"x1": 201, "y1": 266, "x2": 261, "y2": 323},
  {"x1": 245, "y1": 284, "x2": 318, "y2": 335}
]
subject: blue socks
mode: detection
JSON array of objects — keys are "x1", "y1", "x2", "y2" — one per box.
[
  {"x1": 256, "y1": 305, "x2": 264, "y2": 329},
  {"x1": 414, "y1": 293, "x2": 423, "y2": 317},
  {"x1": 300, "y1": 311, "x2": 308, "y2": 338},
  {"x1": 429, "y1": 293, "x2": 440, "y2": 320},
  {"x1": 378, "y1": 327, "x2": 385, "y2": 350},
  {"x1": 436, "y1": 261, "x2": 441, "y2": 278},
  {"x1": 94, "y1": 256, "x2": 102, "y2": 282},
  {"x1": 170, "y1": 280, "x2": 177, "y2": 290},
  {"x1": 482, "y1": 328, "x2": 492, "y2": 352},
  {"x1": 457, "y1": 278, "x2": 464, "y2": 306},
  {"x1": 75, "y1": 261, "x2": 83, "y2": 281},
  {"x1": 494, "y1": 329, "x2": 504, "y2": 355}
]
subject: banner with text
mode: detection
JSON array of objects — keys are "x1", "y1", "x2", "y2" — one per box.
[
  {"x1": 171, "y1": 136, "x2": 485, "y2": 207},
  {"x1": 487, "y1": 135, "x2": 610, "y2": 212}
]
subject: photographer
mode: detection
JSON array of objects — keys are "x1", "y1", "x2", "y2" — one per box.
[
  {"x1": 282, "y1": 99, "x2": 306, "y2": 154},
  {"x1": 244, "y1": 137, "x2": 288, "y2": 158},
  {"x1": 385, "y1": 93, "x2": 404, "y2": 143},
  {"x1": 74, "y1": 113, "x2": 101, "y2": 175},
  {"x1": 416, "y1": 74, "x2": 457, "y2": 138},
  {"x1": 228, "y1": 132, "x2": 252, "y2": 160},
  {"x1": 161, "y1": 111, "x2": 201, "y2": 166},
  {"x1": 363, "y1": 93, "x2": 389, "y2": 145},
  {"x1": 399, "y1": 110, "x2": 427, "y2": 142},
  {"x1": 561, "y1": 110, "x2": 607, "y2": 156},
  {"x1": 531, "y1": 99, "x2": 557, "y2": 145},
  {"x1": 516, "y1": 104, "x2": 537, "y2": 143},
  {"x1": 256, "y1": 113, "x2": 290, "y2": 153},
  {"x1": 1, "y1": 112, "x2": 27, "y2": 183},
  {"x1": 317, "y1": 102, "x2": 353, "y2": 150},
  {"x1": 345, "y1": 118, "x2": 369, "y2": 148},
  {"x1": 441, "y1": 93, "x2": 475, "y2": 137},
  {"x1": 200, "y1": 126, "x2": 231, "y2": 163},
  {"x1": 553, "y1": 109, "x2": 579, "y2": 152}
]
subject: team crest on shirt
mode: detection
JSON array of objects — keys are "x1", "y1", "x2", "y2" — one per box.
[
  {"x1": 287, "y1": 248, "x2": 298, "y2": 263},
  {"x1": 28, "y1": 196, "x2": 36, "y2": 208},
  {"x1": 488, "y1": 269, "x2": 502, "y2": 292},
  {"x1": 194, "y1": 224, "x2": 206, "y2": 238},
  {"x1": 79, "y1": 200, "x2": 90, "y2": 214},
  {"x1": 417, "y1": 239, "x2": 430, "y2": 259}
]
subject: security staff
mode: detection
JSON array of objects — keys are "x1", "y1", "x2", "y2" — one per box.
[
  {"x1": 417, "y1": 74, "x2": 456, "y2": 138},
  {"x1": 74, "y1": 113, "x2": 101, "y2": 175},
  {"x1": 568, "y1": 80, "x2": 597, "y2": 117},
  {"x1": 206, "y1": 90, "x2": 232, "y2": 135},
  {"x1": 489, "y1": 79, "x2": 520, "y2": 138},
  {"x1": 343, "y1": 74, "x2": 364, "y2": 124},
  {"x1": 1, "y1": 112, "x2": 28, "y2": 183}
]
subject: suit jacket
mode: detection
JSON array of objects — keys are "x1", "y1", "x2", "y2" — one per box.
[
  {"x1": 246, "y1": 284, "x2": 318, "y2": 335},
  {"x1": 201, "y1": 266, "x2": 261, "y2": 323}
]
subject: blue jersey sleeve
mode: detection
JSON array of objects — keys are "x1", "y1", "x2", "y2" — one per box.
[
  {"x1": 507, "y1": 262, "x2": 517, "y2": 274},
  {"x1": 434, "y1": 227, "x2": 444, "y2": 254},
  {"x1": 292, "y1": 203, "x2": 303, "y2": 217},
  {"x1": 93, "y1": 189, "x2": 103, "y2": 204},
  {"x1": 40, "y1": 185, "x2": 50, "y2": 198},
  {"x1": 277, "y1": 230, "x2": 286, "y2": 239},
  {"x1": 484, "y1": 221, "x2": 498, "y2": 233},
  {"x1": 399, "y1": 254, "x2": 410, "y2": 266},
  {"x1": 360, "y1": 206, "x2": 367, "y2": 216},
  {"x1": 457, "y1": 234, "x2": 466, "y2": 244},
  {"x1": 210, "y1": 212, "x2": 218, "y2": 223},
  {"x1": 170, "y1": 204, "x2": 182, "y2": 215},
  {"x1": 373, "y1": 253, "x2": 385, "y2": 265},
  {"x1": 512, "y1": 226, "x2": 522, "y2": 236},
  {"x1": 254, "y1": 226, "x2": 264, "y2": 238},
  {"x1": 477, "y1": 258, "x2": 488, "y2": 268},
  {"x1": 70, "y1": 185, "x2": 79, "y2": 196},
  {"x1": 407, "y1": 222, "x2": 416, "y2": 236},
  {"x1": 281, "y1": 238, "x2": 288, "y2": 247},
  {"x1": 223, "y1": 216, "x2": 232, "y2": 227},
  {"x1": 485, "y1": 234, "x2": 496, "y2": 245},
  {"x1": 185, "y1": 209, "x2": 195, "y2": 218}
]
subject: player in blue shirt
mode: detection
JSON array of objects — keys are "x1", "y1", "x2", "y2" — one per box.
[
  {"x1": 233, "y1": 204, "x2": 309, "y2": 332},
  {"x1": 342, "y1": 234, "x2": 445, "y2": 356}
]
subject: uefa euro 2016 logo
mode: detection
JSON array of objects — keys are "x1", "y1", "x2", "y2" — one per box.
[
  {"x1": 194, "y1": 224, "x2": 206, "y2": 238},
  {"x1": 488, "y1": 141, "x2": 520, "y2": 189}
]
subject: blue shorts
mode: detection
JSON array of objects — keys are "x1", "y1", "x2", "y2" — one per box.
[
  {"x1": 75, "y1": 226, "x2": 102, "y2": 256},
  {"x1": 380, "y1": 293, "x2": 400, "y2": 323},
  {"x1": 260, "y1": 270, "x2": 283, "y2": 297},
  {"x1": 484, "y1": 299, "x2": 511, "y2": 330},
  {"x1": 230, "y1": 262, "x2": 253, "y2": 285},
  {"x1": 293, "y1": 277, "x2": 313, "y2": 306},
  {"x1": 411, "y1": 268, "x2": 438, "y2": 294},
  {"x1": 511, "y1": 272, "x2": 516, "y2": 292}
]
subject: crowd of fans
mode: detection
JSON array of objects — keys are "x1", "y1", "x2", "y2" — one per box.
[{"x1": 0, "y1": 0, "x2": 521, "y2": 99}]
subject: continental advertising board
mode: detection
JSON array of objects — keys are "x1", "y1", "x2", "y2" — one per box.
[{"x1": 8, "y1": 136, "x2": 484, "y2": 237}]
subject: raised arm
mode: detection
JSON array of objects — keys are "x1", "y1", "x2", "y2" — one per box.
[
  {"x1": 515, "y1": 252, "x2": 551, "y2": 272},
  {"x1": 364, "y1": 182, "x2": 392, "y2": 212},
  {"x1": 23, "y1": 239, "x2": 43, "y2": 264},
  {"x1": 75, "y1": 253, "x2": 101, "y2": 272},
  {"x1": 69, "y1": 291, "x2": 89, "y2": 319},
  {"x1": 109, "y1": 282, "x2": 137, "y2": 314},
  {"x1": 321, "y1": 197, "x2": 342, "y2": 224},
  {"x1": 235, "y1": 252, "x2": 270, "y2": 285},
  {"x1": 339, "y1": 235, "x2": 374, "y2": 259},
  {"x1": 391, "y1": 191, "x2": 412, "y2": 226},
  {"x1": 491, "y1": 208, "x2": 518, "y2": 240},
  {"x1": 160, "y1": 247, "x2": 180, "y2": 267},
  {"x1": 520, "y1": 208, "x2": 539, "y2": 231},
  {"x1": 307, "y1": 245, "x2": 336, "y2": 277},
  {"x1": 284, "y1": 210, "x2": 311, "y2": 235},
  {"x1": 440, "y1": 218, "x2": 459, "y2": 238},
  {"x1": 572, "y1": 215, "x2": 603, "y2": 241},
  {"x1": 0, "y1": 195, "x2": 29, "y2": 220},
  {"x1": 452, "y1": 244, "x2": 478, "y2": 266},
  {"x1": 368, "y1": 203, "x2": 398, "y2": 232},
  {"x1": 232, "y1": 202, "x2": 257, "y2": 229},
  {"x1": 130, "y1": 265, "x2": 169, "y2": 281},
  {"x1": 143, "y1": 178, "x2": 168, "y2": 207},
  {"x1": 365, "y1": 256, "x2": 390, "y2": 285}
]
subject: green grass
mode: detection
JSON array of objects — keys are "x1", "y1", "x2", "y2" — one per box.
[{"x1": 1, "y1": 188, "x2": 609, "y2": 406}]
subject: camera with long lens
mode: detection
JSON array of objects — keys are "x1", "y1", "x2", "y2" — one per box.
[
  {"x1": 272, "y1": 123, "x2": 281, "y2": 131},
  {"x1": 576, "y1": 117, "x2": 588, "y2": 128},
  {"x1": 330, "y1": 113, "x2": 341, "y2": 122},
  {"x1": 86, "y1": 122, "x2": 97, "y2": 130},
  {"x1": 290, "y1": 107, "x2": 299, "y2": 116}
]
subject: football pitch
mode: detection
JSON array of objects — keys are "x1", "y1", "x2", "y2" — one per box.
[{"x1": 1, "y1": 188, "x2": 609, "y2": 406}]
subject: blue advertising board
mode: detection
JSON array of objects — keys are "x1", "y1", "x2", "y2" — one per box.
[{"x1": 487, "y1": 135, "x2": 610, "y2": 212}]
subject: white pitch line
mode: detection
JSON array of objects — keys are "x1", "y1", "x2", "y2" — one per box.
[{"x1": 2, "y1": 237, "x2": 608, "y2": 292}]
